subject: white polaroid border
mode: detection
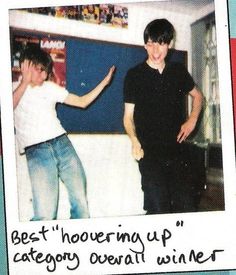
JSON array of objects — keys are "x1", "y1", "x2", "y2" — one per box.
[{"x1": 1, "y1": 0, "x2": 236, "y2": 274}]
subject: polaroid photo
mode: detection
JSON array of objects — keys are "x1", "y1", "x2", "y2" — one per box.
[{"x1": 1, "y1": 0, "x2": 236, "y2": 274}]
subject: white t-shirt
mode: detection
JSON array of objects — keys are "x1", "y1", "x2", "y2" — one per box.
[{"x1": 14, "y1": 81, "x2": 69, "y2": 153}]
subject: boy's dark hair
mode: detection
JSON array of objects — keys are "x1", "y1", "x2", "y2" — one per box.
[
  {"x1": 19, "y1": 45, "x2": 53, "y2": 77},
  {"x1": 144, "y1": 19, "x2": 175, "y2": 44}
]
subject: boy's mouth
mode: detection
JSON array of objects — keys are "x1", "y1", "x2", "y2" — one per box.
[{"x1": 152, "y1": 55, "x2": 162, "y2": 62}]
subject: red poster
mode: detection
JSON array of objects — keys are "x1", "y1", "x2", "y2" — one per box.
[
  {"x1": 11, "y1": 35, "x2": 66, "y2": 87},
  {"x1": 40, "y1": 38, "x2": 66, "y2": 87}
]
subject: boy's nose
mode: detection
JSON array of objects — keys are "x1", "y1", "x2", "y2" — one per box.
[
  {"x1": 153, "y1": 43, "x2": 160, "y2": 51},
  {"x1": 153, "y1": 44, "x2": 160, "y2": 54}
]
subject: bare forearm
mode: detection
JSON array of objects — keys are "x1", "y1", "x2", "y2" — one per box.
[
  {"x1": 64, "y1": 66, "x2": 115, "y2": 108},
  {"x1": 13, "y1": 60, "x2": 35, "y2": 109},
  {"x1": 13, "y1": 81, "x2": 28, "y2": 109},
  {"x1": 177, "y1": 88, "x2": 203, "y2": 143},
  {"x1": 123, "y1": 113, "x2": 144, "y2": 160},
  {"x1": 124, "y1": 115, "x2": 139, "y2": 143},
  {"x1": 188, "y1": 90, "x2": 203, "y2": 123},
  {"x1": 81, "y1": 78, "x2": 107, "y2": 108},
  {"x1": 65, "y1": 79, "x2": 107, "y2": 108}
]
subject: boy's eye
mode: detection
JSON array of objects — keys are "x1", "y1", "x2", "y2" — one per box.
[
  {"x1": 35, "y1": 66, "x2": 44, "y2": 72},
  {"x1": 146, "y1": 41, "x2": 154, "y2": 47},
  {"x1": 146, "y1": 41, "x2": 166, "y2": 47}
]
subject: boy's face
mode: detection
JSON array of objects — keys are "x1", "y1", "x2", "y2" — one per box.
[
  {"x1": 144, "y1": 39, "x2": 170, "y2": 69},
  {"x1": 30, "y1": 63, "x2": 48, "y2": 86}
]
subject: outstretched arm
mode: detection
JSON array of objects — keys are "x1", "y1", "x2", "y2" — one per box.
[
  {"x1": 177, "y1": 86, "x2": 203, "y2": 143},
  {"x1": 123, "y1": 103, "x2": 144, "y2": 160},
  {"x1": 64, "y1": 66, "x2": 115, "y2": 108},
  {"x1": 13, "y1": 60, "x2": 33, "y2": 109}
]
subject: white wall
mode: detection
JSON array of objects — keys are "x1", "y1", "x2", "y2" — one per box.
[{"x1": 10, "y1": 2, "x2": 214, "y2": 221}]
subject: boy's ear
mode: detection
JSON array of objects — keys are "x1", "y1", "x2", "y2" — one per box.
[{"x1": 168, "y1": 40, "x2": 174, "y2": 49}]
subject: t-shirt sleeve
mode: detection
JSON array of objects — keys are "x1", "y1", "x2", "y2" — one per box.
[
  {"x1": 48, "y1": 81, "x2": 69, "y2": 103},
  {"x1": 123, "y1": 69, "x2": 137, "y2": 104},
  {"x1": 179, "y1": 63, "x2": 195, "y2": 94}
]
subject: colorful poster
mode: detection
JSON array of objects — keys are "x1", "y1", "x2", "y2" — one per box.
[{"x1": 20, "y1": 4, "x2": 128, "y2": 28}]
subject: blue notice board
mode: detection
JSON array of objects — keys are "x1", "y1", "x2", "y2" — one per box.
[{"x1": 57, "y1": 38, "x2": 147, "y2": 133}]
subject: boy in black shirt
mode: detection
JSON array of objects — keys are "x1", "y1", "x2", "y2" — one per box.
[{"x1": 123, "y1": 19, "x2": 203, "y2": 214}]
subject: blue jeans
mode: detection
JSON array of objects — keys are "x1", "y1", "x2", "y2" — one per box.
[{"x1": 25, "y1": 134, "x2": 89, "y2": 221}]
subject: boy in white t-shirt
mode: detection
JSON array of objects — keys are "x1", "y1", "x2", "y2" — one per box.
[{"x1": 13, "y1": 46, "x2": 115, "y2": 221}]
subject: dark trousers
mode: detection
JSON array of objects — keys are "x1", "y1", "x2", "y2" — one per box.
[{"x1": 138, "y1": 149, "x2": 198, "y2": 214}]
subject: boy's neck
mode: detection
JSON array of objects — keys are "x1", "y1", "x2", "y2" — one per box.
[
  {"x1": 29, "y1": 81, "x2": 45, "y2": 88},
  {"x1": 146, "y1": 59, "x2": 166, "y2": 73}
]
